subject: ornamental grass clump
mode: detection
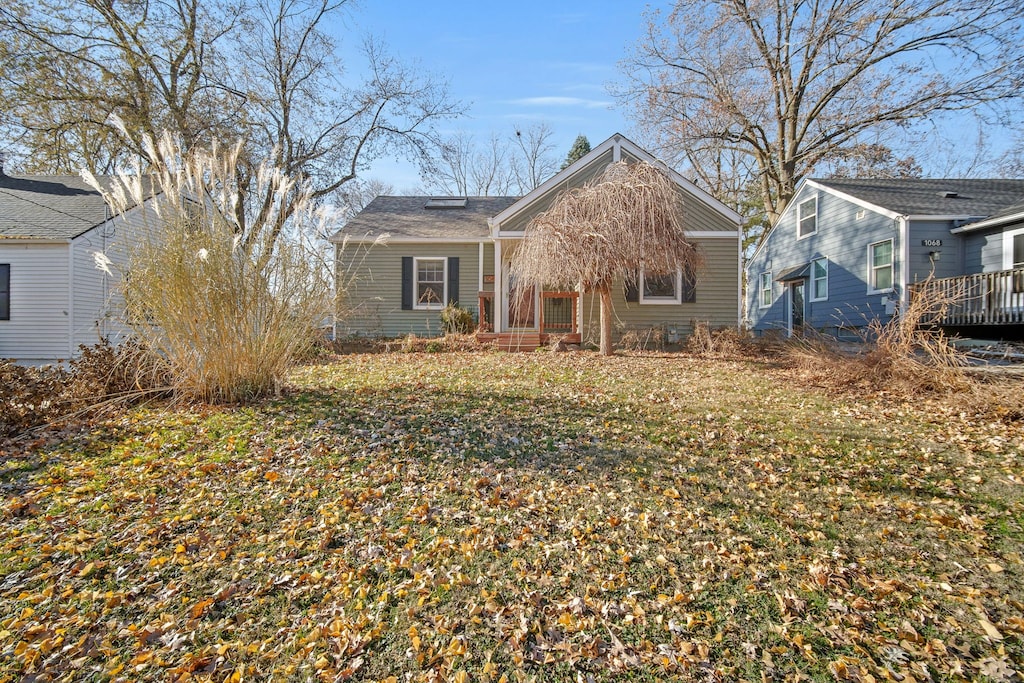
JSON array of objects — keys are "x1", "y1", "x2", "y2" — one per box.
[{"x1": 87, "y1": 133, "x2": 333, "y2": 403}]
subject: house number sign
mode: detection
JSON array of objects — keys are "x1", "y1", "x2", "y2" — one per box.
[{"x1": 921, "y1": 239, "x2": 943, "y2": 247}]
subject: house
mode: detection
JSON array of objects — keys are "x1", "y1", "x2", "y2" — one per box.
[
  {"x1": 0, "y1": 170, "x2": 144, "y2": 363},
  {"x1": 745, "y1": 178, "x2": 1024, "y2": 337},
  {"x1": 331, "y1": 134, "x2": 743, "y2": 349}
]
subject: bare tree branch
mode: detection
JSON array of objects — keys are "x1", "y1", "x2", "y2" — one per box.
[{"x1": 619, "y1": 0, "x2": 1024, "y2": 230}]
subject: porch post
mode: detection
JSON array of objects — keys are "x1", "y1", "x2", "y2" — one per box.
[{"x1": 494, "y1": 240, "x2": 503, "y2": 333}]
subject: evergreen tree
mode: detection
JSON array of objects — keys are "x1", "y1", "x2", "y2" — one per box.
[{"x1": 561, "y1": 135, "x2": 591, "y2": 170}]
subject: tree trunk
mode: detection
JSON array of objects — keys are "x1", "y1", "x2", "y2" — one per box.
[{"x1": 598, "y1": 284, "x2": 614, "y2": 356}]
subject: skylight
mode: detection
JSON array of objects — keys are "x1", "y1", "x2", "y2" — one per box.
[{"x1": 424, "y1": 197, "x2": 468, "y2": 209}]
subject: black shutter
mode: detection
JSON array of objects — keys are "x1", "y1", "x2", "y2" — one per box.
[
  {"x1": 624, "y1": 269, "x2": 639, "y2": 302},
  {"x1": 447, "y1": 257, "x2": 459, "y2": 306},
  {"x1": 401, "y1": 257, "x2": 413, "y2": 310},
  {"x1": 681, "y1": 271, "x2": 696, "y2": 303},
  {"x1": 0, "y1": 264, "x2": 9, "y2": 320}
]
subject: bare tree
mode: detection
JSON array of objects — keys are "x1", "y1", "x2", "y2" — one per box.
[
  {"x1": 998, "y1": 136, "x2": 1024, "y2": 178},
  {"x1": 428, "y1": 127, "x2": 555, "y2": 196},
  {"x1": 509, "y1": 161, "x2": 703, "y2": 356},
  {"x1": 823, "y1": 143, "x2": 922, "y2": 179},
  {"x1": 510, "y1": 123, "x2": 559, "y2": 192},
  {"x1": 471, "y1": 133, "x2": 517, "y2": 196},
  {"x1": 621, "y1": 0, "x2": 1024, "y2": 226},
  {"x1": 0, "y1": 0, "x2": 460, "y2": 252},
  {"x1": 431, "y1": 131, "x2": 516, "y2": 196}
]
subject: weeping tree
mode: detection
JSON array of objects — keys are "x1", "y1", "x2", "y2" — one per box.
[{"x1": 509, "y1": 161, "x2": 702, "y2": 355}]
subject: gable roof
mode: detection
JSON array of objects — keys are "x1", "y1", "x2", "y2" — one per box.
[
  {"x1": 811, "y1": 178, "x2": 1024, "y2": 218},
  {"x1": 0, "y1": 174, "x2": 114, "y2": 240},
  {"x1": 331, "y1": 196, "x2": 520, "y2": 241},
  {"x1": 489, "y1": 133, "x2": 743, "y2": 232}
]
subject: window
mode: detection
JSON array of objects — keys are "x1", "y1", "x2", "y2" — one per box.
[
  {"x1": 759, "y1": 272, "x2": 772, "y2": 308},
  {"x1": 0, "y1": 264, "x2": 8, "y2": 320},
  {"x1": 869, "y1": 240, "x2": 894, "y2": 292},
  {"x1": 638, "y1": 269, "x2": 695, "y2": 305},
  {"x1": 1012, "y1": 233, "x2": 1024, "y2": 269},
  {"x1": 797, "y1": 196, "x2": 817, "y2": 238},
  {"x1": 414, "y1": 257, "x2": 446, "y2": 309},
  {"x1": 424, "y1": 197, "x2": 467, "y2": 209},
  {"x1": 810, "y1": 257, "x2": 828, "y2": 301}
]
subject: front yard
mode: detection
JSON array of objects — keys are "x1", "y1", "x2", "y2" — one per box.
[{"x1": 1, "y1": 352, "x2": 1022, "y2": 681}]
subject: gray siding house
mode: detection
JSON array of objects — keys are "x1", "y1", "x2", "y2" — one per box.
[
  {"x1": 332, "y1": 134, "x2": 744, "y2": 347},
  {"x1": 0, "y1": 172, "x2": 146, "y2": 363},
  {"x1": 746, "y1": 178, "x2": 1024, "y2": 336}
]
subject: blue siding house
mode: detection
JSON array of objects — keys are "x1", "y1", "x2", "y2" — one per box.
[{"x1": 746, "y1": 178, "x2": 1024, "y2": 336}]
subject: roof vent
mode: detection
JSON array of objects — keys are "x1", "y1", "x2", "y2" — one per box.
[
  {"x1": 424, "y1": 197, "x2": 468, "y2": 209},
  {"x1": 939, "y1": 191, "x2": 959, "y2": 199}
]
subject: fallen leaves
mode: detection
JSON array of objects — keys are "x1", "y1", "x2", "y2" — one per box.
[{"x1": 0, "y1": 352, "x2": 1022, "y2": 681}]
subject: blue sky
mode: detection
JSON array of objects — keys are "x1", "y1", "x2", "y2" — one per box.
[
  {"x1": 338, "y1": 2, "x2": 1017, "y2": 191},
  {"x1": 340, "y1": 1, "x2": 647, "y2": 191}
]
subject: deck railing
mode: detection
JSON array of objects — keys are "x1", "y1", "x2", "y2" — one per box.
[
  {"x1": 539, "y1": 291, "x2": 579, "y2": 336},
  {"x1": 910, "y1": 267, "x2": 1024, "y2": 326},
  {"x1": 477, "y1": 290, "x2": 579, "y2": 334},
  {"x1": 477, "y1": 291, "x2": 495, "y2": 331}
]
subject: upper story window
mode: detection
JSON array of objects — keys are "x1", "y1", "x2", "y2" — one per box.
[
  {"x1": 810, "y1": 257, "x2": 828, "y2": 301},
  {"x1": 797, "y1": 196, "x2": 817, "y2": 238},
  {"x1": 1011, "y1": 232, "x2": 1024, "y2": 269},
  {"x1": 868, "y1": 240, "x2": 893, "y2": 292},
  {"x1": 414, "y1": 257, "x2": 446, "y2": 309},
  {"x1": 759, "y1": 272, "x2": 772, "y2": 308}
]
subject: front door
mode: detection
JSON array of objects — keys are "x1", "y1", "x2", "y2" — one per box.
[
  {"x1": 508, "y1": 274, "x2": 535, "y2": 328},
  {"x1": 789, "y1": 281, "x2": 805, "y2": 336}
]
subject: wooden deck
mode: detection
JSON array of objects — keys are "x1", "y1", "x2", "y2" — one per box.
[
  {"x1": 476, "y1": 331, "x2": 582, "y2": 352},
  {"x1": 910, "y1": 267, "x2": 1024, "y2": 326}
]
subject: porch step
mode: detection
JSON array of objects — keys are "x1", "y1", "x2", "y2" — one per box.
[{"x1": 492, "y1": 332, "x2": 542, "y2": 352}]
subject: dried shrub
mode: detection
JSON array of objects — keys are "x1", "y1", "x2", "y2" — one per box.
[
  {"x1": 0, "y1": 341, "x2": 172, "y2": 437},
  {"x1": 440, "y1": 304, "x2": 475, "y2": 335},
  {"x1": 66, "y1": 340, "x2": 171, "y2": 399},
  {"x1": 787, "y1": 282, "x2": 970, "y2": 395},
  {"x1": 685, "y1": 322, "x2": 756, "y2": 358},
  {"x1": 618, "y1": 326, "x2": 665, "y2": 352},
  {"x1": 389, "y1": 333, "x2": 487, "y2": 354},
  {"x1": 0, "y1": 362, "x2": 67, "y2": 437}
]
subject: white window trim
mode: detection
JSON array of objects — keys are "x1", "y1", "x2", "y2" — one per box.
[
  {"x1": 810, "y1": 257, "x2": 828, "y2": 302},
  {"x1": 413, "y1": 256, "x2": 447, "y2": 311},
  {"x1": 797, "y1": 195, "x2": 818, "y2": 240},
  {"x1": 1004, "y1": 227, "x2": 1024, "y2": 270},
  {"x1": 867, "y1": 239, "x2": 894, "y2": 294},
  {"x1": 639, "y1": 268, "x2": 683, "y2": 305},
  {"x1": 759, "y1": 271, "x2": 772, "y2": 308}
]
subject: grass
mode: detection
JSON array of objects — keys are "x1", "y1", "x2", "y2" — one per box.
[{"x1": 1, "y1": 351, "x2": 1022, "y2": 682}]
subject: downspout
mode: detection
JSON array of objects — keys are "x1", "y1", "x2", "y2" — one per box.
[
  {"x1": 68, "y1": 238, "x2": 75, "y2": 358},
  {"x1": 477, "y1": 242, "x2": 484, "y2": 292},
  {"x1": 737, "y1": 223, "x2": 744, "y2": 329},
  {"x1": 897, "y1": 215, "x2": 910, "y2": 312}
]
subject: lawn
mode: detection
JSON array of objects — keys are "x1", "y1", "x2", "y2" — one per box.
[{"x1": 1, "y1": 352, "x2": 1022, "y2": 682}]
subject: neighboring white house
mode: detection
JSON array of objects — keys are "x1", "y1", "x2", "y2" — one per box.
[{"x1": 0, "y1": 170, "x2": 148, "y2": 364}]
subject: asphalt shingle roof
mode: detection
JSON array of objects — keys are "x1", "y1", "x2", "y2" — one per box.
[
  {"x1": 812, "y1": 178, "x2": 1024, "y2": 218},
  {"x1": 0, "y1": 174, "x2": 114, "y2": 240},
  {"x1": 332, "y1": 196, "x2": 521, "y2": 240}
]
